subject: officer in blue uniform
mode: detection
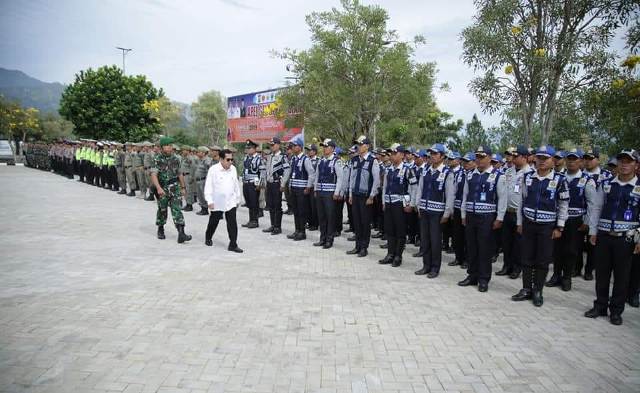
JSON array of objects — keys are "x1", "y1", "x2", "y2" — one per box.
[
  {"x1": 490, "y1": 152, "x2": 506, "y2": 263},
  {"x1": 347, "y1": 136, "x2": 380, "y2": 257},
  {"x1": 546, "y1": 148, "x2": 597, "y2": 291},
  {"x1": 412, "y1": 143, "x2": 455, "y2": 278},
  {"x1": 242, "y1": 140, "x2": 264, "y2": 228},
  {"x1": 450, "y1": 152, "x2": 476, "y2": 269},
  {"x1": 512, "y1": 145, "x2": 569, "y2": 307},
  {"x1": 584, "y1": 150, "x2": 640, "y2": 326},
  {"x1": 378, "y1": 144, "x2": 413, "y2": 267},
  {"x1": 411, "y1": 149, "x2": 429, "y2": 258},
  {"x1": 286, "y1": 139, "x2": 316, "y2": 241},
  {"x1": 458, "y1": 146, "x2": 507, "y2": 292},
  {"x1": 579, "y1": 147, "x2": 613, "y2": 280},
  {"x1": 313, "y1": 139, "x2": 343, "y2": 249}
]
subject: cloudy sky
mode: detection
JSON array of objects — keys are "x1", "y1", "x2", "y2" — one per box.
[{"x1": 0, "y1": 0, "x2": 605, "y2": 128}]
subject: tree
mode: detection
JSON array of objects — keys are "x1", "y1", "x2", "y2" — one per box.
[
  {"x1": 39, "y1": 112, "x2": 75, "y2": 141},
  {"x1": 59, "y1": 65, "x2": 164, "y2": 142},
  {"x1": 274, "y1": 0, "x2": 440, "y2": 146},
  {"x1": 457, "y1": 114, "x2": 491, "y2": 152},
  {"x1": 191, "y1": 90, "x2": 227, "y2": 146},
  {"x1": 462, "y1": 0, "x2": 638, "y2": 144}
]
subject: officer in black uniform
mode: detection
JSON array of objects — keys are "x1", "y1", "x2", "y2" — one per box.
[
  {"x1": 546, "y1": 148, "x2": 596, "y2": 291},
  {"x1": 379, "y1": 144, "x2": 412, "y2": 267},
  {"x1": 261, "y1": 137, "x2": 289, "y2": 235},
  {"x1": 584, "y1": 150, "x2": 640, "y2": 325},
  {"x1": 512, "y1": 145, "x2": 569, "y2": 307},
  {"x1": 313, "y1": 139, "x2": 343, "y2": 248},
  {"x1": 242, "y1": 140, "x2": 264, "y2": 228},
  {"x1": 458, "y1": 146, "x2": 507, "y2": 292}
]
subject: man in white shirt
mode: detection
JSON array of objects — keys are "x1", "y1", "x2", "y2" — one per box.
[{"x1": 204, "y1": 149, "x2": 243, "y2": 253}]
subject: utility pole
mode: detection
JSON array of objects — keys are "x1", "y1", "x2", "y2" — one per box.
[{"x1": 116, "y1": 47, "x2": 132, "y2": 74}]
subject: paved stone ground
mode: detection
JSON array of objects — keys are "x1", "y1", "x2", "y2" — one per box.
[{"x1": 0, "y1": 166, "x2": 639, "y2": 393}]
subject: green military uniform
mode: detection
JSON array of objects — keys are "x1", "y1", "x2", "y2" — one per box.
[
  {"x1": 194, "y1": 146, "x2": 213, "y2": 214},
  {"x1": 133, "y1": 144, "x2": 147, "y2": 197},
  {"x1": 179, "y1": 147, "x2": 195, "y2": 210},
  {"x1": 143, "y1": 142, "x2": 155, "y2": 201},
  {"x1": 151, "y1": 137, "x2": 192, "y2": 243}
]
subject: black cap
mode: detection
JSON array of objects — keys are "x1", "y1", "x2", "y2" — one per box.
[
  {"x1": 583, "y1": 147, "x2": 600, "y2": 158},
  {"x1": 245, "y1": 139, "x2": 258, "y2": 148},
  {"x1": 268, "y1": 137, "x2": 281, "y2": 145},
  {"x1": 475, "y1": 145, "x2": 493, "y2": 156}
]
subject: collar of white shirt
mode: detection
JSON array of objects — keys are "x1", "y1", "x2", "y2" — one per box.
[
  {"x1": 565, "y1": 169, "x2": 582, "y2": 180},
  {"x1": 472, "y1": 166, "x2": 495, "y2": 176},
  {"x1": 532, "y1": 169, "x2": 557, "y2": 180},
  {"x1": 611, "y1": 175, "x2": 638, "y2": 186},
  {"x1": 429, "y1": 163, "x2": 445, "y2": 173}
]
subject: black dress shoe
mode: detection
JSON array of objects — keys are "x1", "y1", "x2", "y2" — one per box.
[
  {"x1": 391, "y1": 256, "x2": 402, "y2": 267},
  {"x1": 584, "y1": 272, "x2": 594, "y2": 281},
  {"x1": 205, "y1": 239, "x2": 212, "y2": 246},
  {"x1": 287, "y1": 232, "x2": 298, "y2": 239},
  {"x1": 357, "y1": 249, "x2": 368, "y2": 257},
  {"x1": 478, "y1": 282, "x2": 488, "y2": 292},
  {"x1": 308, "y1": 226, "x2": 318, "y2": 231},
  {"x1": 346, "y1": 248, "x2": 360, "y2": 255},
  {"x1": 378, "y1": 255, "x2": 393, "y2": 264},
  {"x1": 458, "y1": 277, "x2": 478, "y2": 287},
  {"x1": 322, "y1": 242, "x2": 333, "y2": 249},
  {"x1": 427, "y1": 272, "x2": 439, "y2": 279},
  {"x1": 509, "y1": 271, "x2": 521, "y2": 279},
  {"x1": 610, "y1": 314, "x2": 623, "y2": 326},
  {"x1": 313, "y1": 241, "x2": 324, "y2": 247},
  {"x1": 545, "y1": 274, "x2": 561, "y2": 287},
  {"x1": 228, "y1": 245, "x2": 244, "y2": 253},
  {"x1": 347, "y1": 235, "x2": 356, "y2": 241},
  {"x1": 371, "y1": 232, "x2": 383, "y2": 239},
  {"x1": 532, "y1": 290, "x2": 543, "y2": 307},
  {"x1": 495, "y1": 267, "x2": 509, "y2": 276},
  {"x1": 511, "y1": 289, "x2": 532, "y2": 301},
  {"x1": 628, "y1": 293, "x2": 640, "y2": 308},
  {"x1": 344, "y1": 228, "x2": 353, "y2": 233},
  {"x1": 196, "y1": 209, "x2": 208, "y2": 216},
  {"x1": 584, "y1": 307, "x2": 607, "y2": 318},
  {"x1": 380, "y1": 243, "x2": 388, "y2": 249},
  {"x1": 413, "y1": 251, "x2": 424, "y2": 258},
  {"x1": 271, "y1": 228, "x2": 282, "y2": 235},
  {"x1": 182, "y1": 204, "x2": 193, "y2": 211},
  {"x1": 241, "y1": 222, "x2": 250, "y2": 228},
  {"x1": 561, "y1": 278, "x2": 572, "y2": 292},
  {"x1": 448, "y1": 260, "x2": 461, "y2": 267},
  {"x1": 246, "y1": 222, "x2": 259, "y2": 229},
  {"x1": 262, "y1": 226, "x2": 274, "y2": 233},
  {"x1": 293, "y1": 233, "x2": 306, "y2": 241},
  {"x1": 414, "y1": 267, "x2": 428, "y2": 275}
]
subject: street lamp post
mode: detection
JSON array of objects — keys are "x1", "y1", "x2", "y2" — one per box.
[{"x1": 116, "y1": 47, "x2": 132, "y2": 74}]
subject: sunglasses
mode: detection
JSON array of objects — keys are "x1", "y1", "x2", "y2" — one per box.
[{"x1": 225, "y1": 158, "x2": 234, "y2": 162}]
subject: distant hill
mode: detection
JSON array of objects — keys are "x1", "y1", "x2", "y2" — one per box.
[{"x1": 0, "y1": 68, "x2": 65, "y2": 113}]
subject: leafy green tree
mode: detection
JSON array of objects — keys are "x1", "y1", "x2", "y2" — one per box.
[
  {"x1": 457, "y1": 114, "x2": 491, "y2": 152},
  {"x1": 191, "y1": 90, "x2": 227, "y2": 145},
  {"x1": 59, "y1": 65, "x2": 163, "y2": 142},
  {"x1": 274, "y1": 0, "x2": 440, "y2": 147},
  {"x1": 39, "y1": 112, "x2": 75, "y2": 141},
  {"x1": 462, "y1": 0, "x2": 638, "y2": 144}
]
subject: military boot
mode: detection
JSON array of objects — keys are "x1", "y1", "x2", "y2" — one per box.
[
  {"x1": 157, "y1": 225, "x2": 165, "y2": 240},
  {"x1": 177, "y1": 224, "x2": 192, "y2": 243}
]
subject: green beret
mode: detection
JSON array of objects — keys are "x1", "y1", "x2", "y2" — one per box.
[
  {"x1": 197, "y1": 146, "x2": 210, "y2": 153},
  {"x1": 159, "y1": 137, "x2": 174, "y2": 147}
]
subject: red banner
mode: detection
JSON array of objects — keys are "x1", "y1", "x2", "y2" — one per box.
[{"x1": 226, "y1": 117, "x2": 303, "y2": 143}]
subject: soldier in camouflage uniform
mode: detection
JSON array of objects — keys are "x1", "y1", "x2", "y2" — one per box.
[
  {"x1": 194, "y1": 146, "x2": 213, "y2": 215},
  {"x1": 149, "y1": 137, "x2": 192, "y2": 244}
]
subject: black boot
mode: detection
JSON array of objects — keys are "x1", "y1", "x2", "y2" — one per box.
[
  {"x1": 532, "y1": 268, "x2": 546, "y2": 306},
  {"x1": 545, "y1": 274, "x2": 561, "y2": 287},
  {"x1": 532, "y1": 286, "x2": 544, "y2": 307},
  {"x1": 182, "y1": 204, "x2": 193, "y2": 212},
  {"x1": 196, "y1": 206, "x2": 208, "y2": 215},
  {"x1": 157, "y1": 225, "x2": 165, "y2": 240},
  {"x1": 495, "y1": 265, "x2": 509, "y2": 276},
  {"x1": 145, "y1": 194, "x2": 155, "y2": 201},
  {"x1": 127, "y1": 191, "x2": 135, "y2": 197},
  {"x1": 392, "y1": 239, "x2": 405, "y2": 267},
  {"x1": 177, "y1": 224, "x2": 192, "y2": 243}
]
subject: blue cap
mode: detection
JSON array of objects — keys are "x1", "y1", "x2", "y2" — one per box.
[
  {"x1": 354, "y1": 135, "x2": 370, "y2": 145},
  {"x1": 349, "y1": 145, "x2": 357, "y2": 153},
  {"x1": 387, "y1": 143, "x2": 407, "y2": 153},
  {"x1": 607, "y1": 157, "x2": 617, "y2": 166},
  {"x1": 535, "y1": 145, "x2": 556, "y2": 158},
  {"x1": 616, "y1": 149, "x2": 639, "y2": 162},
  {"x1": 565, "y1": 148, "x2": 583, "y2": 159},
  {"x1": 290, "y1": 139, "x2": 304, "y2": 147},
  {"x1": 418, "y1": 149, "x2": 429, "y2": 158},
  {"x1": 268, "y1": 137, "x2": 281, "y2": 145},
  {"x1": 449, "y1": 151, "x2": 461, "y2": 160},
  {"x1": 491, "y1": 153, "x2": 503, "y2": 162},
  {"x1": 584, "y1": 147, "x2": 600, "y2": 158},
  {"x1": 406, "y1": 146, "x2": 416, "y2": 154},
  {"x1": 320, "y1": 138, "x2": 336, "y2": 148},
  {"x1": 462, "y1": 152, "x2": 476, "y2": 162},
  {"x1": 428, "y1": 143, "x2": 446, "y2": 154},
  {"x1": 515, "y1": 144, "x2": 529, "y2": 156},
  {"x1": 335, "y1": 147, "x2": 344, "y2": 155},
  {"x1": 475, "y1": 145, "x2": 492, "y2": 156},
  {"x1": 554, "y1": 150, "x2": 566, "y2": 159}
]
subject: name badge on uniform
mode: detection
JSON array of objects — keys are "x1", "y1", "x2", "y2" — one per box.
[
  {"x1": 632, "y1": 185, "x2": 640, "y2": 196},
  {"x1": 525, "y1": 178, "x2": 532, "y2": 186},
  {"x1": 437, "y1": 172, "x2": 446, "y2": 182},
  {"x1": 480, "y1": 192, "x2": 487, "y2": 201},
  {"x1": 547, "y1": 180, "x2": 557, "y2": 190},
  {"x1": 513, "y1": 184, "x2": 520, "y2": 193},
  {"x1": 487, "y1": 173, "x2": 496, "y2": 183},
  {"x1": 624, "y1": 209, "x2": 633, "y2": 221},
  {"x1": 578, "y1": 177, "x2": 587, "y2": 187},
  {"x1": 603, "y1": 184, "x2": 611, "y2": 193}
]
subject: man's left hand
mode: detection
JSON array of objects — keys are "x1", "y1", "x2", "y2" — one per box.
[{"x1": 366, "y1": 197, "x2": 374, "y2": 205}]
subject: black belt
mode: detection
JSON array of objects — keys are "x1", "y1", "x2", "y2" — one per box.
[{"x1": 506, "y1": 208, "x2": 517, "y2": 214}]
